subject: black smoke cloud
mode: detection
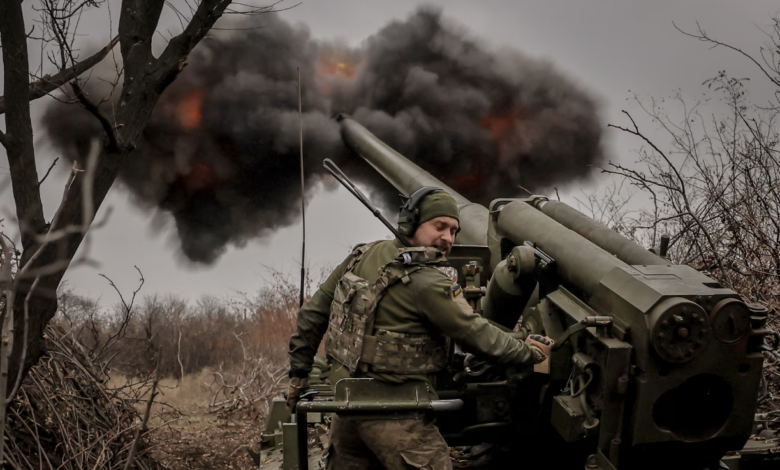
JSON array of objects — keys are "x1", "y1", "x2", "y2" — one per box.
[{"x1": 43, "y1": 7, "x2": 604, "y2": 263}]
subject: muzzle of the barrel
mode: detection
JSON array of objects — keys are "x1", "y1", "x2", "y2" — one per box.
[{"x1": 336, "y1": 114, "x2": 488, "y2": 246}]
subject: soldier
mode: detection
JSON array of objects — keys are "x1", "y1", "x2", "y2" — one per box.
[{"x1": 286, "y1": 187, "x2": 553, "y2": 470}]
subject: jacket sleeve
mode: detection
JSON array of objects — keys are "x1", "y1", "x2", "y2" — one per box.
[
  {"x1": 414, "y1": 269, "x2": 537, "y2": 367},
  {"x1": 287, "y1": 256, "x2": 351, "y2": 377}
]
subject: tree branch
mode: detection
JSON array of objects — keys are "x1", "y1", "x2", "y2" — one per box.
[
  {"x1": 70, "y1": 81, "x2": 121, "y2": 151},
  {"x1": 673, "y1": 21, "x2": 780, "y2": 89},
  {"x1": 7, "y1": 275, "x2": 34, "y2": 404},
  {"x1": 0, "y1": 35, "x2": 119, "y2": 116},
  {"x1": 37, "y1": 157, "x2": 59, "y2": 187},
  {"x1": 609, "y1": 111, "x2": 731, "y2": 284},
  {"x1": 158, "y1": 0, "x2": 233, "y2": 75},
  {"x1": 118, "y1": 0, "x2": 166, "y2": 77},
  {"x1": 123, "y1": 351, "x2": 160, "y2": 470},
  {"x1": 608, "y1": 111, "x2": 688, "y2": 194}
]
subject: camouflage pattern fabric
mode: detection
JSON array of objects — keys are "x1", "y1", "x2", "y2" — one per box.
[
  {"x1": 437, "y1": 266, "x2": 459, "y2": 283},
  {"x1": 325, "y1": 245, "x2": 449, "y2": 375},
  {"x1": 369, "y1": 329, "x2": 447, "y2": 374},
  {"x1": 326, "y1": 414, "x2": 452, "y2": 470},
  {"x1": 393, "y1": 246, "x2": 449, "y2": 267},
  {"x1": 325, "y1": 242, "x2": 381, "y2": 372},
  {"x1": 289, "y1": 239, "x2": 537, "y2": 384},
  {"x1": 325, "y1": 271, "x2": 375, "y2": 371}
]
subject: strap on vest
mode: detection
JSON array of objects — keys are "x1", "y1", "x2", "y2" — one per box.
[
  {"x1": 361, "y1": 335, "x2": 378, "y2": 364},
  {"x1": 346, "y1": 241, "x2": 382, "y2": 273},
  {"x1": 338, "y1": 243, "x2": 449, "y2": 375},
  {"x1": 357, "y1": 264, "x2": 423, "y2": 373}
]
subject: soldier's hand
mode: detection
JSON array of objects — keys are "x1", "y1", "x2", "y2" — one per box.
[
  {"x1": 525, "y1": 334, "x2": 554, "y2": 364},
  {"x1": 286, "y1": 377, "x2": 309, "y2": 411}
]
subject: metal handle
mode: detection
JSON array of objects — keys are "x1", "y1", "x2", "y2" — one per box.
[{"x1": 553, "y1": 316, "x2": 613, "y2": 351}]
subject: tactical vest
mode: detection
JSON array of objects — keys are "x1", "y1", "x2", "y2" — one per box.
[{"x1": 325, "y1": 242, "x2": 449, "y2": 376}]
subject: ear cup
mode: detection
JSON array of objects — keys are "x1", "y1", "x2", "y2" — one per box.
[
  {"x1": 397, "y1": 203, "x2": 419, "y2": 235},
  {"x1": 397, "y1": 186, "x2": 441, "y2": 236}
]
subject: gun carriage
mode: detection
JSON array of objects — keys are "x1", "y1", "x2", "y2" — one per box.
[{"x1": 258, "y1": 115, "x2": 779, "y2": 470}]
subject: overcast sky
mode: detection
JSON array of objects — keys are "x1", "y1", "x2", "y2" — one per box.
[{"x1": 2, "y1": 0, "x2": 779, "y2": 305}]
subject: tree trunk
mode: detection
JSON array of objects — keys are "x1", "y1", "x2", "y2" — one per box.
[
  {"x1": 2, "y1": 0, "x2": 233, "y2": 396},
  {"x1": 0, "y1": 0, "x2": 47, "y2": 246},
  {"x1": 1, "y1": 0, "x2": 50, "y2": 396}
]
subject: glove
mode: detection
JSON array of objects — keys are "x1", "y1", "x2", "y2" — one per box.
[
  {"x1": 286, "y1": 377, "x2": 309, "y2": 411},
  {"x1": 525, "y1": 334, "x2": 554, "y2": 364}
]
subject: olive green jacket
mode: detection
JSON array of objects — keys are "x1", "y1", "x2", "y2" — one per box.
[{"x1": 287, "y1": 239, "x2": 537, "y2": 385}]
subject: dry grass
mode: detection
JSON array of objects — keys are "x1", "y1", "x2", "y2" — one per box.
[
  {"x1": 108, "y1": 369, "x2": 214, "y2": 415},
  {"x1": 156, "y1": 370, "x2": 216, "y2": 416}
]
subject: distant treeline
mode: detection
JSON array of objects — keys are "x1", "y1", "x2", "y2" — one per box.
[{"x1": 55, "y1": 269, "x2": 325, "y2": 378}]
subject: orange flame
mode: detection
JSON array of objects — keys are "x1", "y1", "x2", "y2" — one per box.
[
  {"x1": 317, "y1": 57, "x2": 357, "y2": 79},
  {"x1": 480, "y1": 108, "x2": 518, "y2": 143},
  {"x1": 178, "y1": 89, "x2": 205, "y2": 130},
  {"x1": 315, "y1": 47, "x2": 360, "y2": 96},
  {"x1": 181, "y1": 163, "x2": 216, "y2": 193}
]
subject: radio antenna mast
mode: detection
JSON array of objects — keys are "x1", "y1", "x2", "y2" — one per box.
[{"x1": 298, "y1": 68, "x2": 306, "y2": 308}]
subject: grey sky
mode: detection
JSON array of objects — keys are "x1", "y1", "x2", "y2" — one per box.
[{"x1": 2, "y1": 0, "x2": 778, "y2": 304}]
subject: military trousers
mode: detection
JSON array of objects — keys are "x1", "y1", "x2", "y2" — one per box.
[{"x1": 326, "y1": 414, "x2": 452, "y2": 470}]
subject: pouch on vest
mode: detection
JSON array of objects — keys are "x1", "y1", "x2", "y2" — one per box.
[{"x1": 325, "y1": 243, "x2": 449, "y2": 376}]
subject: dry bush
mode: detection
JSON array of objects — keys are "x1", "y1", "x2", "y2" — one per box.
[
  {"x1": 5, "y1": 325, "x2": 164, "y2": 470},
  {"x1": 4, "y1": 266, "x2": 326, "y2": 468},
  {"x1": 205, "y1": 361, "x2": 287, "y2": 423},
  {"x1": 599, "y1": 17, "x2": 780, "y2": 316},
  {"x1": 243, "y1": 267, "x2": 325, "y2": 363},
  {"x1": 56, "y1": 267, "x2": 326, "y2": 381},
  {"x1": 605, "y1": 75, "x2": 780, "y2": 311}
]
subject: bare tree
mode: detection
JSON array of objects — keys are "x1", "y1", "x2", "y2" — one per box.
[
  {"x1": 604, "y1": 16, "x2": 780, "y2": 308},
  {"x1": 0, "y1": 0, "x2": 289, "y2": 401}
]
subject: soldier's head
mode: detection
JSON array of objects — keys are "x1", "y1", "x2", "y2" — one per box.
[{"x1": 399, "y1": 188, "x2": 460, "y2": 254}]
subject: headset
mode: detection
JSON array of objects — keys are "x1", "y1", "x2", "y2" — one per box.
[{"x1": 397, "y1": 186, "x2": 461, "y2": 237}]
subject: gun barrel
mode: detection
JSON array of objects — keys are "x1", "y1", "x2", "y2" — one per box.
[
  {"x1": 337, "y1": 114, "x2": 636, "y2": 294},
  {"x1": 538, "y1": 200, "x2": 667, "y2": 266},
  {"x1": 496, "y1": 201, "x2": 630, "y2": 296},
  {"x1": 337, "y1": 114, "x2": 489, "y2": 246}
]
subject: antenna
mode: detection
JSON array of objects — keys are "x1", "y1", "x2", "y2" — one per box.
[
  {"x1": 298, "y1": 68, "x2": 306, "y2": 308},
  {"x1": 323, "y1": 158, "x2": 410, "y2": 247}
]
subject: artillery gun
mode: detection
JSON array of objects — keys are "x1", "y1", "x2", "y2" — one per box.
[{"x1": 258, "y1": 115, "x2": 779, "y2": 470}]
